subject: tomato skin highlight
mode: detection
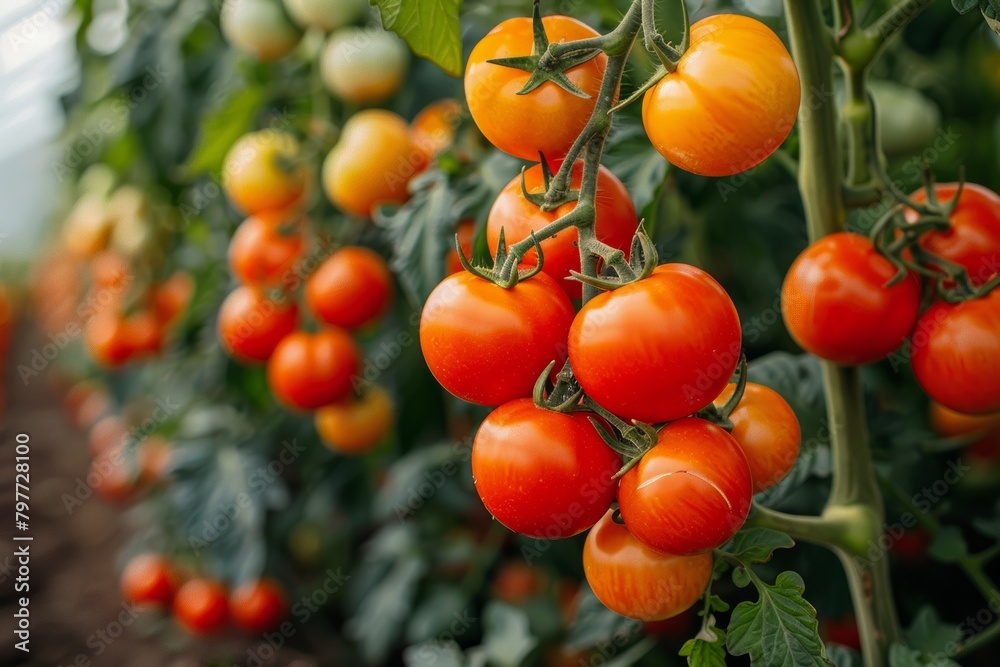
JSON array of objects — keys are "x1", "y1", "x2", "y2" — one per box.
[
  {"x1": 267, "y1": 329, "x2": 362, "y2": 411},
  {"x1": 906, "y1": 183, "x2": 1000, "y2": 287},
  {"x1": 568, "y1": 264, "x2": 741, "y2": 423},
  {"x1": 583, "y1": 510, "x2": 713, "y2": 621},
  {"x1": 315, "y1": 385, "x2": 395, "y2": 454},
  {"x1": 487, "y1": 161, "x2": 637, "y2": 300},
  {"x1": 173, "y1": 578, "x2": 230, "y2": 635},
  {"x1": 305, "y1": 247, "x2": 393, "y2": 330},
  {"x1": 218, "y1": 287, "x2": 299, "y2": 363},
  {"x1": 120, "y1": 554, "x2": 177, "y2": 608},
  {"x1": 420, "y1": 271, "x2": 575, "y2": 406},
  {"x1": 782, "y1": 232, "x2": 921, "y2": 365},
  {"x1": 713, "y1": 382, "x2": 801, "y2": 493},
  {"x1": 465, "y1": 16, "x2": 607, "y2": 161},
  {"x1": 472, "y1": 399, "x2": 620, "y2": 538},
  {"x1": 910, "y1": 289, "x2": 1000, "y2": 414},
  {"x1": 229, "y1": 578, "x2": 288, "y2": 634},
  {"x1": 642, "y1": 14, "x2": 800, "y2": 177},
  {"x1": 618, "y1": 418, "x2": 753, "y2": 555},
  {"x1": 229, "y1": 209, "x2": 306, "y2": 289}
]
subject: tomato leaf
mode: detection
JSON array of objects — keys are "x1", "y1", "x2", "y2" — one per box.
[
  {"x1": 403, "y1": 642, "x2": 466, "y2": 667},
  {"x1": 903, "y1": 605, "x2": 963, "y2": 659},
  {"x1": 679, "y1": 625, "x2": 728, "y2": 667},
  {"x1": 726, "y1": 571, "x2": 831, "y2": 667},
  {"x1": 184, "y1": 86, "x2": 266, "y2": 177},
  {"x1": 372, "y1": 0, "x2": 464, "y2": 77},
  {"x1": 928, "y1": 526, "x2": 968, "y2": 563},
  {"x1": 724, "y1": 528, "x2": 795, "y2": 564},
  {"x1": 886, "y1": 643, "x2": 960, "y2": 667},
  {"x1": 825, "y1": 644, "x2": 862, "y2": 667},
  {"x1": 480, "y1": 602, "x2": 539, "y2": 667},
  {"x1": 951, "y1": 0, "x2": 979, "y2": 12}
]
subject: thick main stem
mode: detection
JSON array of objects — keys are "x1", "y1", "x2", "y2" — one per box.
[{"x1": 784, "y1": 0, "x2": 901, "y2": 664}]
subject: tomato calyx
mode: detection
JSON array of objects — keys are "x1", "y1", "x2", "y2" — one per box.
[
  {"x1": 581, "y1": 395, "x2": 658, "y2": 479},
  {"x1": 519, "y1": 157, "x2": 579, "y2": 210},
  {"x1": 454, "y1": 226, "x2": 546, "y2": 288},
  {"x1": 486, "y1": 0, "x2": 604, "y2": 99},
  {"x1": 532, "y1": 360, "x2": 584, "y2": 414},
  {"x1": 569, "y1": 227, "x2": 658, "y2": 291},
  {"x1": 870, "y1": 167, "x2": 999, "y2": 302},
  {"x1": 695, "y1": 354, "x2": 748, "y2": 431}
]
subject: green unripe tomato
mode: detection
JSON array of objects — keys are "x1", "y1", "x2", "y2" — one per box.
[
  {"x1": 869, "y1": 80, "x2": 941, "y2": 157},
  {"x1": 282, "y1": 0, "x2": 369, "y2": 32},
  {"x1": 221, "y1": 0, "x2": 302, "y2": 62},
  {"x1": 319, "y1": 27, "x2": 409, "y2": 103}
]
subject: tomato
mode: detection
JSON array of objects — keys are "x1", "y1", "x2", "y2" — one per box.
[
  {"x1": 322, "y1": 110, "x2": 427, "y2": 218},
  {"x1": 910, "y1": 289, "x2": 1000, "y2": 414},
  {"x1": 568, "y1": 264, "x2": 741, "y2": 423},
  {"x1": 76, "y1": 390, "x2": 112, "y2": 431},
  {"x1": 90, "y1": 251, "x2": 132, "y2": 292},
  {"x1": 229, "y1": 209, "x2": 306, "y2": 288},
  {"x1": 618, "y1": 418, "x2": 752, "y2": 555},
  {"x1": 137, "y1": 436, "x2": 172, "y2": 483},
  {"x1": 319, "y1": 27, "x2": 409, "y2": 103},
  {"x1": 420, "y1": 271, "x2": 575, "y2": 406},
  {"x1": 782, "y1": 232, "x2": 921, "y2": 365},
  {"x1": 906, "y1": 183, "x2": 1000, "y2": 287},
  {"x1": 218, "y1": 287, "x2": 298, "y2": 363},
  {"x1": 89, "y1": 414, "x2": 129, "y2": 458},
  {"x1": 222, "y1": 130, "x2": 311, "y2": 215},
  {"x1": 487, "y1": 161, "x2": 637, "y2": 300},
  {"x1": 282, "y1": 0, "x2": 368, "y2": 32},
  {"x1": 713, "y1": 382, "x2": 801, "y2": 493},
  {"x1": 120, "y1": 554, "x2": 177, "y2": 608},
  {"x1": 412, "y1": 99, "x2": 463, "y2": 158},
  {"x1": 642, "y1": 15, "x2": 799, "y2": 177},
  {"x1": 891, "y1": 528, "x2": 931, "y2": 565},
  {"x1": 583, "y1": 510, "x2": 713, "y2": 621},
  {"x1": 930, "y1": 401, "x2": 1000, "y2": 463},
  {"x1": 229, "y1": 578, "x2": 288, "y2": 633},
  {"x1": 305, "y1": 247, "x2": 393, "y2": 330},
  {"x1": 173, "y1": 578, "x2": 229, "y2": 635},
  {"x1": 62, "y1": 194, "x2": 113, "y2": 257},
  {"x1": 92, "y1": 450, "x2": 138, "y2": 502},
  {"x1": 64, "y1": 380, "x2": 101, "y2": 423},
  {"x1": 267, "y1": 329, "x2": 361, "y2": 410},
  {"x1": 153, "y1": 271, "x2": 194, "y2": 326},
  {"x1": 84, "y1": 309, "x2": 164, "y2": 367},
  {"x1": 465, "y1": 16, "x2": 607, "y2": 161},
  {"x1": 220, "y1": 0, "x2": 302, "y2": 62},
  {"x1": 490, "y1": 560, "x2": 549, "y2": 605},
  {"x1": 823, "y1": 615, "x2": 861, "y2": 651},
  {"x1": 445, "y1": 220, "x2": 476, "y2": 276},
  {"x1": 315, "y1": 385, "x2": 395, "y2": 454},
  {"x1": 472, "y1": 399, "x2": 619, "y2": 538}
]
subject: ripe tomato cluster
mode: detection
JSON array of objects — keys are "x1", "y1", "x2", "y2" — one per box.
[
  {"x1": 119, "y1": 553, "x2": 288, "y2": 636},
  {"x1": 782, "y1": 183, "x2": 1000, "y2": 417},
  {"x1": 419, "y1": 11, "x2": 806, "y2": 621}
]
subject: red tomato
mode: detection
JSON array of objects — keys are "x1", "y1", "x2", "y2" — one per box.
[
  {"x1": 487, "y1": 161, "x2": 637, "y2": 300},
  {"x1": 583, "y1": 510, "x2": 713, "y2": 621},
  {"x1": 420, "y1": 271, "x2": 575, "y2": 406},
  {"x1": 153, "y1": 271, "x2": 194, "y2": 326},
  {"x1": 472, "y1": 399, "x2": 620, "y2": 538},
  {"x1": 229, "y1": 578, "x2": 288, "y2": 634},
  {"x1": 618, "y1": 418, "x2": 752, "y2": 555},
  {"x1": 465, "y1": 15, "x2": 607, "y2": 161},
  {"x1": 267, "y1": 329, "x2": 361, "y2": 411},
  {"x1": 823, "y1": 615, "x2": 861, "y2": 651},
  {"x1": 642, "y1": 14, "x2": 800, "y2": 176},
  {"x1": 713, "y1": 382, "x2": 801, "y2": 493},
  {"x1": 218, "y1": 287, "x2": 299, "y2": 363},
  {"x1": 228, "y1": 209, "x2": 306, "y2": 288},
  {"x1": 910, "y1": 289, "x2": 1000, "y2": 414},
  {"x1": 568, "y1": 264, "x2": 741, "y2": 423},
  {"x1": 173, "y1": 578, "x2": 229, "y2": 635},
  {"x1": 84, "y1": 309, "x2": 164, "y2": 367},
  {"x1": 906, "y1": 183, "x2": 1000, "y2": 287},
  {"x1": 782, "y1": 232, "x2": 921, "y2": 365},
  {"x1": 490, "y1": 560, "x2": 549, "y2": 605},
  {"x1": 120, "y1": 554, "x2": 177, "y2": 608},
  {"x1": 305, "y1": 247, "x2": 393, "y2": 330}
]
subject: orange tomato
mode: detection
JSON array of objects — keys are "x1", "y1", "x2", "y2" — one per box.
[
  {"x1": 412, "y1": 99, "x2": 463, "y2": 158},
  {"x1": 218, "y1": 287, "x2": 298, "y2": 364},
  {"x1": 305, "y1": 247, "x2": 393, "y2": 330},
  {"x1": 228, "y1": 209, "x2": 306, "y2": 288},
  {"x1": 229, "y1": 578, "x2": 288, "y2": 634},
  {"x1": 120, "y1": 554, "x2": 178, "y2": 608},
  {"x1": 314, "y1": 385, "x2": 394, "y2": 454},
  {"x1": 222, "y1": 130, "x2": 312, "y2": 215},
  {"x1": 173, "y1": 579, "x2": 229, "y2": 635},
  {"x1": 642, "y1": 14, "x2": 800, "y2": 176}
]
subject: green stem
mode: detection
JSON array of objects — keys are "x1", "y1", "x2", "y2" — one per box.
[
  {"x1": 784, "y1": 1, "x2": 901, "y2": 663},
  {"x1": 747, "y1": 504, "x2": 874, "y2": 559}
]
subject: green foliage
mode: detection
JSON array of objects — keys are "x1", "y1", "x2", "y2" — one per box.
[
  {"x1": 679, "y1": 626, "x2": 728, "y2": 667},
  {"x1": 372, "y1": 0, "x2": 464, "y2": 76}
]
